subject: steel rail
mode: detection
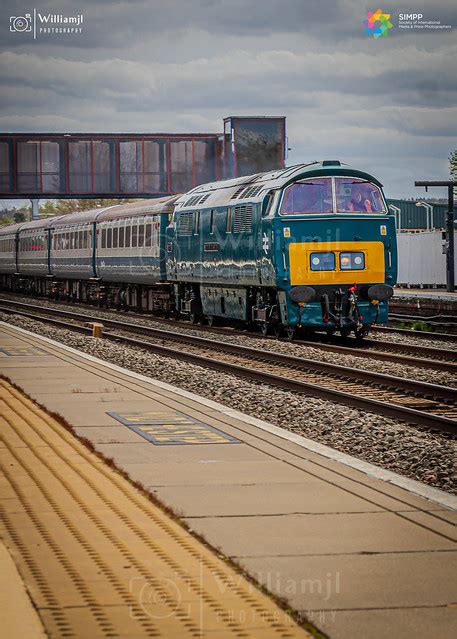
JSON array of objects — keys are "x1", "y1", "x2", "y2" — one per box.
[
  {"x1": 0, "y1": 297, "x2": 455, "y2": 371},
  {"x1": 1, "y1": 303, "x2": 455, "y2": 435}
]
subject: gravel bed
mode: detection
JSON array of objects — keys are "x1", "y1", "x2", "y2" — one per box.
[
  {"x1": 2, "y1": 311, "x2": 456, "y2": 495},
  {"x1": 0, "y1": 294, "x2": 455, "y2": 387},
  {"x1": 371, "y1": 329, "x2": 457, "y2": 351}
]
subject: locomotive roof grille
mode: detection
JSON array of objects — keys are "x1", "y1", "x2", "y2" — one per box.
[{"x1": 230, "y1": 185, "x2": 264, "y2": 201}]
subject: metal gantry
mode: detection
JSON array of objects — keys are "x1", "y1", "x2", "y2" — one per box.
[{"x1": 415, "y1": 180, "x2": 456, "y2": 292}]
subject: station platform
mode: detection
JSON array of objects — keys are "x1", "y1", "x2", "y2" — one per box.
[
  {"x1": 393, "y1": 288, "x2": 456, "y2": 302},
  {"x1": 0, "y1": 321, "x2": 456, "y2": 639}
]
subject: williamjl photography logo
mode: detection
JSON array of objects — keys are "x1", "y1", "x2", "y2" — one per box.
[
  {"x1": 364, "y1": 9, "x2": 393, "y2": 38},
  {"x1": 9, "y1": 9, "x2": 84, "y2": 38}
]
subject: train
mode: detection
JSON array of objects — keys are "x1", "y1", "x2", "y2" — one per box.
[{"x1": 0, "y1": 160, "x2": 397, "y2": 339}]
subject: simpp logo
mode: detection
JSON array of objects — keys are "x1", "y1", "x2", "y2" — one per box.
[{"x1": 364, "y1": 9, "x2": 393, "y2": 38}]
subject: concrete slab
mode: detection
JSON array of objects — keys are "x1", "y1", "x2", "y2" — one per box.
[
  {"x1": 128, "y1": 459, "x2": 308, "y2": 487},
  {"x1": 153, "y1": 482, "x2": 393, "y2": 517},
  {"x1": 239, "y1": 551, "x2": 457, "y2": 610},
  {"x1": 184, "y1": 512, "x2": 456, "y2": 557},
  {"x1": 95, "y1": 442, "x2": 267, "y2": 464},
  {"x1": 312, "y1": 606, "x2": 457, "y2": 639}
]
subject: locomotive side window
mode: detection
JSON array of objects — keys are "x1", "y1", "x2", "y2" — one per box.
[
  {"x1": 340, "y1": 252, "x2": 365, "y2": 270},
  {"x1": 194, "y1": 210, "x2": 200, "y2": 235},
  {"x1": 210, "y1": 209, "x2": 215, "y2": 235},
  {"x1": 226, "y1": 208, "x2": 232, "y2": 233},
  {"x1": 310, "y1": 252, "x2": 335, "y2": 271},
  {"x1": 280, "y1": 179, "x2": 333, "y2": 215}
]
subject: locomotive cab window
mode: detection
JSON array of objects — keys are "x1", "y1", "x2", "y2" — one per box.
[
  {"x1": 280, "y1": 179, "x2": 333, "y2": 215},
  {"x1": 335, "y1": 179, "x2": 385, "y2": 213},
  {"x1": 310, "y1": 252, "x2": 335, "y2": 271}
]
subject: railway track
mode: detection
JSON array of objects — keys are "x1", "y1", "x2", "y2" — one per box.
[
  {"x1": 1, "y1": 301, "x2": 456, "y2": 435},
  {"x1": 0, "y1": 296, "x2": 456, "y2": 371}
]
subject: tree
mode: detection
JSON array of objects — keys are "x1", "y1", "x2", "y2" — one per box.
[
  {"x1": 39, "y1": 198, "x2": 140, "y2": 217},
  {"x1": 13, "y1": 209, "x2": 28, "y2": 223},
  {"x1": 450, "y1": 150, "x2": 457, "y2": 181},
  {"x1": 450, "y1": 151, "x2": 457, "y2": 199}
]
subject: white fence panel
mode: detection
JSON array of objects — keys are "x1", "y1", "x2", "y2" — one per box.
[{"x1": 396, "y1": 230, "x2": 457, "y2": 287}]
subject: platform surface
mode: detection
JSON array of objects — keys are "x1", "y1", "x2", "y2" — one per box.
[
  {"x1": 1, "y1": 322, "x2": 456, "y2": 639},
  {"x1": 394, "y1": 288, "x2": 457, "y2": 301}
]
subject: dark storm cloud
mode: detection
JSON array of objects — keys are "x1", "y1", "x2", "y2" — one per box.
[{"x1": 0, "y1": 0, "x2": 456, "y2": 197}]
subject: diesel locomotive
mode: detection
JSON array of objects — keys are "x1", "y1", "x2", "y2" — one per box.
[{"x1": 0, "y1": 160, "x2": 397, "y2": 339}]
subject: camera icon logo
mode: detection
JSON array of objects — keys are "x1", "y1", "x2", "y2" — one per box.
[{"x1": 10, "y1": 14, "x2": 32, "y2": 32}]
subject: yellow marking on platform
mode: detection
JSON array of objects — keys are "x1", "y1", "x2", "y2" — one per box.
[
  {"x1": 108, "y1": 410, "x2": 241, "y2": 445},
  {"x1": 0, "y1": 381, "x2": 310, "y2": 638},
  {"x1": 0, "y1": 347, "x2": 49, "y2": 357}
]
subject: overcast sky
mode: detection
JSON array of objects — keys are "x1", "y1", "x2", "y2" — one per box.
[{"x1": 0, "y1": 0, "x2": 456, "y2": 199}]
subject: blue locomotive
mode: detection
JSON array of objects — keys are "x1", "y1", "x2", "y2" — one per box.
[{"x1": 0, "y1": 161, "x2": 397, "y2": 338}]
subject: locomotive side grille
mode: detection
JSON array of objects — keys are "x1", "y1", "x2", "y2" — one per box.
[
  {"x1": 178, "y1": 211, "x2": 194, "y2": 236},
  {"x1": 233, "y1": 204, "x2": 253, "y2": 233}
]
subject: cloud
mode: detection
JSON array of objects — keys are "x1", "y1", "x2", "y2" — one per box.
[{"x1": 0, "y1": 0, "x2": 456, "y2": 197}]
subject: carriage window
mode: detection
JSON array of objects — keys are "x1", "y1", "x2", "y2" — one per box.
[
  {"x1": 280, "y1": 179, "x2": 333, "y2": 214},
  {"x1": 101, "y1": 228, "x2": 106, "y2": 249},
  {"x1": 145, "y1": 224, "x2": 152, "y2": 246},
  {"x1": 113, "y1": 227, "x2": 118, "y2": 249},
  {"x1": 125, "y1": 225, "x2": 131, "y2": 247},
  {"x1": 335, "y1": 179, "x2": 385, "y2": 213},
  {"x1": 107, "y1": 227, "x2": 112, "y2": 249},
  {"x1": 119, "y1": 226, "x2": 125, "y2": 248},
  {"x1": 138, "y1": 224, "x2": 145, "y2": 247},
  {"x1": 310, "y1": 252, "x2": 335, "y2": 271},
  {"x1": 131, "y1": 225, "x2": 138, "y2": 247}
]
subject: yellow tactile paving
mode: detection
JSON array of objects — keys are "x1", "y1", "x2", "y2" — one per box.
[{"x1": 0, "y1": 380, "x2": 311, "y2": 639}]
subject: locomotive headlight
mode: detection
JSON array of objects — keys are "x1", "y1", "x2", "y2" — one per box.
[{"x1": 339, "y1": 252, "x2": 365, "y2": 270}]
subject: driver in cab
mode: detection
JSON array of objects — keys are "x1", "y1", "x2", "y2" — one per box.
[{"x1": 347, "y1": 190, "x2": 372, "y2": 212}]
